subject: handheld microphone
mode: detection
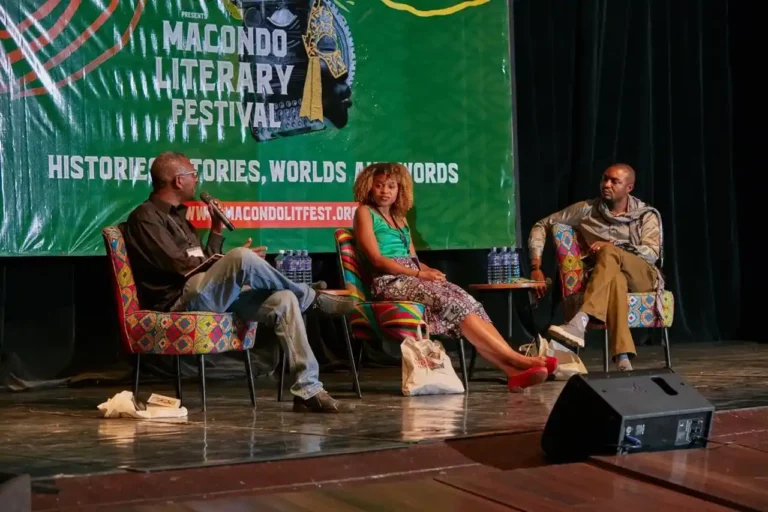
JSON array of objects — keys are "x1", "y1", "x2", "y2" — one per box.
[{"x1": 200, "y1": 191, "x2": 235, "y2": 231}]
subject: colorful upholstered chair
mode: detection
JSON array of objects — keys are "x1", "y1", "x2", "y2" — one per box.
[
  {"x1": 102, "y1": 225, "x2": 258, "y2": 411},
  {"x1": 334, "y1": 229, "x2": 469, "y2": 392},
  {"x1": 551, "y1": 223, "x2": 674, "y2": 371}
]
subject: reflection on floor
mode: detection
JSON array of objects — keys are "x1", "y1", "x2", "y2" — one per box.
[{"x1": 0, "y1": 341, "x2": 765, "y2": 481}]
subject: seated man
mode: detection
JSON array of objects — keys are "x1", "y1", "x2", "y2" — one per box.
[
  {"x1": 528, "y1": 163, "x2": 665, "y2": 371},
  {"x1": 122, "y1": 151, "x2": 357, "y2": 412}
]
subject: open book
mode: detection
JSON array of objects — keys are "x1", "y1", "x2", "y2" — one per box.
[{"x1": 184, "y1": 253, "x2": 223, "y2": 279}]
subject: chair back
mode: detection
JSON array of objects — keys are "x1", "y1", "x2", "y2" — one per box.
[
  {"x1": 102, "y1": 225, "x2": 140, "y2": 352},
  {"x1": 551, "y1": 224, "x2": 589, "y2": 298},
  {"x1": 334, "y1": 228, "x2": 370, "y2": 301}
]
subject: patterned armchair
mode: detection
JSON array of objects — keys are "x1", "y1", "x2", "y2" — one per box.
[
  {"x1": 102, "y1": 226, "x2": 258, "y2": 411},
  {"x1": 334, "y1": 229, "x2": 469, "y2": 392},
  {"x1": 551, "y1": 223, "x2": 674, "y2": 371}
]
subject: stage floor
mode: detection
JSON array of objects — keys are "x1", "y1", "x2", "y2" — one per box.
[{"x1": 1, "y1": 341, "x2": 767, "y2": 510}]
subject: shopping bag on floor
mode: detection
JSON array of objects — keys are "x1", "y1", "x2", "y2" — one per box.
[
  {"x1": 401, "y1": 322, "x2": 465, "y2": 396},
  {"x1": 520, "y1": 335, "x2": 588, "y2": 381}
]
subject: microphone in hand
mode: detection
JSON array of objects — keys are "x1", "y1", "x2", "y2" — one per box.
[{"x1": 200, "y1": 191, "x2": 235, "y2": 231}]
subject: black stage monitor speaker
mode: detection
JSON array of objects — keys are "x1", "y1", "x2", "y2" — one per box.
[
  {"x1": 0, "y1": 472, "x2": 30, "y2": 512},
  {"x1": 541, "y1": 368, "x2": 715, "y2": 462}
]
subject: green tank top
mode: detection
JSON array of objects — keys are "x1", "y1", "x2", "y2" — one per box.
[{"x1": 369, "y1": 208, "x2": 412, "y2": 258}]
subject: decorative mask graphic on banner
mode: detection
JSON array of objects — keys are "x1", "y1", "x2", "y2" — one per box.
[{"x1": 240, "y1": 0, "x2": 355, "y2": 142}]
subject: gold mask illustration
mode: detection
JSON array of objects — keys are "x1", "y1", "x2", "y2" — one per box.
[{"x1": 300, "y1": 0, "x2": 348, "y2": 121}]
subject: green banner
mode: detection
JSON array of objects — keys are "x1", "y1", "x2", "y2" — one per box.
[{"x1": 0, "y1": 0, "x2": 517, "y2": 255}]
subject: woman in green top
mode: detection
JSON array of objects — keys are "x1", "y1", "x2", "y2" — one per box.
[{"x1": 352, "y1": 163, "x2": 554, "y2": 392}]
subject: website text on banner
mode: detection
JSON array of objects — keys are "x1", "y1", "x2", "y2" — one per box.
[{"x1": 0, "y1": 0, "x2": 517, "y2": 255}]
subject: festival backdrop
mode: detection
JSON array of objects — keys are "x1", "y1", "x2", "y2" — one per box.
[{"x1": 0, "y1": 0, "x2": 517, "y2": 255}]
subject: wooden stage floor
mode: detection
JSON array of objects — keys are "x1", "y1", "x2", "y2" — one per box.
[{"x1": 2, "y1": 341, "x2": 767, "y2": 510}]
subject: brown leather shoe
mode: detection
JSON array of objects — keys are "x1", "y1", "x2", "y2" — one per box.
[{"x1": 292, "y1": 391, "x2": 355, "y2": 413}]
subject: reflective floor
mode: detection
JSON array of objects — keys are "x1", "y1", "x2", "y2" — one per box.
[{"x1": 1, "y1": 341, "x2": 766, "y2": 480}]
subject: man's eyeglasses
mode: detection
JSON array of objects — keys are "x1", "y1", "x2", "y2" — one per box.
[{"x1": 175, "y1": 170, "x2": 198, "y2": 178}]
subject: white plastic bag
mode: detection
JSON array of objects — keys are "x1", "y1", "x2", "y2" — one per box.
[
  {"x1": 520, "y1": 334, "x2": 588, "y2": 381},
  {"x1": 401, "y1": 323, "x2": 465, "y2": 396}
]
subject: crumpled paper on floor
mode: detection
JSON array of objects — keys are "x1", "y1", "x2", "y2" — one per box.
[{"x1": 97, "y1": 391, "x2": 188, "y2": 419}]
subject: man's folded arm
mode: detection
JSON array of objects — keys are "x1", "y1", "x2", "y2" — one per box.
[
  {"x1": 630, "y1": 211, "x2": 661, "y2": 265},
  {"x1": 528, "y1": 201, "x2": 591, "y2": 262}
]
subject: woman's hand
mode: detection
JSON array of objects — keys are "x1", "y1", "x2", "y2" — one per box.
[{"x1": 418, "y1": 269, "x2": 446, "y2": 281}]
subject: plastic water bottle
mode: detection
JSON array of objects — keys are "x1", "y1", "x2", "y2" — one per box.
[
  {"x1": 285, "y1": 250, "x2": 296, "y2": 281},
  {"x1": 500, "y1": 247, "x2": 511, "y2": 283},
  {"x1": 494, "y1": 248, "x2": 504, "y2": 283},
  {"x1": 488, "y1": 247, "x2": 502, "y2": 284},
  {"x1": 487, "y1": 248, "x2": 496, "y2": 284},
  {"x1": 510, "y1": 250, "x2": 521, "y2": 279},
  {"x1": 295, "y1": 249, "x2": 304, "y2": 284},
  {"x1": 275, "y1": 249, "x2": 286, "y2": 275},
  {"x1": 302, "y1": 250, "x2": 312, "y2": 284},
  {"x1": 291, "y1": 250, "x2": 301, "y2": 283},
  {"x1": 295, "y1": 250, "x2": 303, "y2": 284}
]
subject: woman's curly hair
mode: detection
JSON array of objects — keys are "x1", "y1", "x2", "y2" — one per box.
[{"x1": 353, "y1": 162, "x2": 414, "y2": 220}]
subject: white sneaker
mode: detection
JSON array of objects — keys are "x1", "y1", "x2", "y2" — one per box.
[{"x1": 547, "y1": 312, "x2": 588, "y2": 348}]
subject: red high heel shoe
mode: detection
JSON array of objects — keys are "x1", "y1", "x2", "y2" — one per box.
[
  {"x1": 545, "y1": 356, "x2": 558, "y2": 376},
  {"x1": 508, "y1": 367, "x2": 549, "y2": 392}
]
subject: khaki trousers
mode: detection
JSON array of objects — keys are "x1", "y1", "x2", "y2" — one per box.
[{"x1": 579, "y1": 245, "x2": 655, "y2": 358}]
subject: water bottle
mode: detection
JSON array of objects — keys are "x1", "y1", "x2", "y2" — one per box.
[
  {"x1": 295, "y1": 249, "x2": 304, "y2": 284},
  {"x1": 500, "y1": 246, "x2": 511, "y2": 283},
  {"x1": 486, "y1": 248, "x2": 496, "y2": 284},
  {"x1": 293, "y1": 250, "x2": 302, "y2": 283},
  {"x1": 510, "y1": 249, "x2": 520, "y2": 279},
  {"x1": 292, "y1": 250, "x2": 302, "y2": 284},
  {"x1": 295, "y1": 250, "x2": 304, "y2": 284},
  {"x1": 303, "y1": 250, "x2": 312, "y2": 284},
  {"x1": 275, "y1": 249, "x2": 286, "y2": 275},
  {"x1": 285, "y1": 250, "x2": 296, "y2": 281},
  {"x1": 488, "y1": 247, "x2": 502, "y2": 284}
]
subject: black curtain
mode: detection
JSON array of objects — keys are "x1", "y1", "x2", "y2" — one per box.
[
  {"x1": 728, "y1": 0, "x2": 760, "y2": 342},
  {"x1": 513, "y1": 0, "x2": 748, "y2": 342}
]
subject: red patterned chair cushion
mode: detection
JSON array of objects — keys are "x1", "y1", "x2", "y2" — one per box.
[
  {"x1": 551, "y1": 224, "x2": 674, "y2": 329},
  {"x1": 102, "y1": 226, "x2": 257, "y2": 355}
]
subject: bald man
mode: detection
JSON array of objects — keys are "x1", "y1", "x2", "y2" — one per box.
[
  {"x1": 121, "y1": 152, "x2": 357, "y2": 412},
  {"x1": 528, "y1": 164, "x2": 665, "y2": 371}
]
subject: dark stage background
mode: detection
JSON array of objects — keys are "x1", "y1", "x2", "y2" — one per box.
[{"x1": 0, "y1": 0, "x2": 758, "y2": 387}]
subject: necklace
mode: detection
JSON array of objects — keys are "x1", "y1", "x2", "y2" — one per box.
[{"x1": 374, "y1": 207, "x2": 409, "y2": 250}]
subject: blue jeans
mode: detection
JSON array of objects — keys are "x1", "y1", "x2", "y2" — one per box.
[{"x1": 177, "y1": 248, "x2": 323, "y2": 400}]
